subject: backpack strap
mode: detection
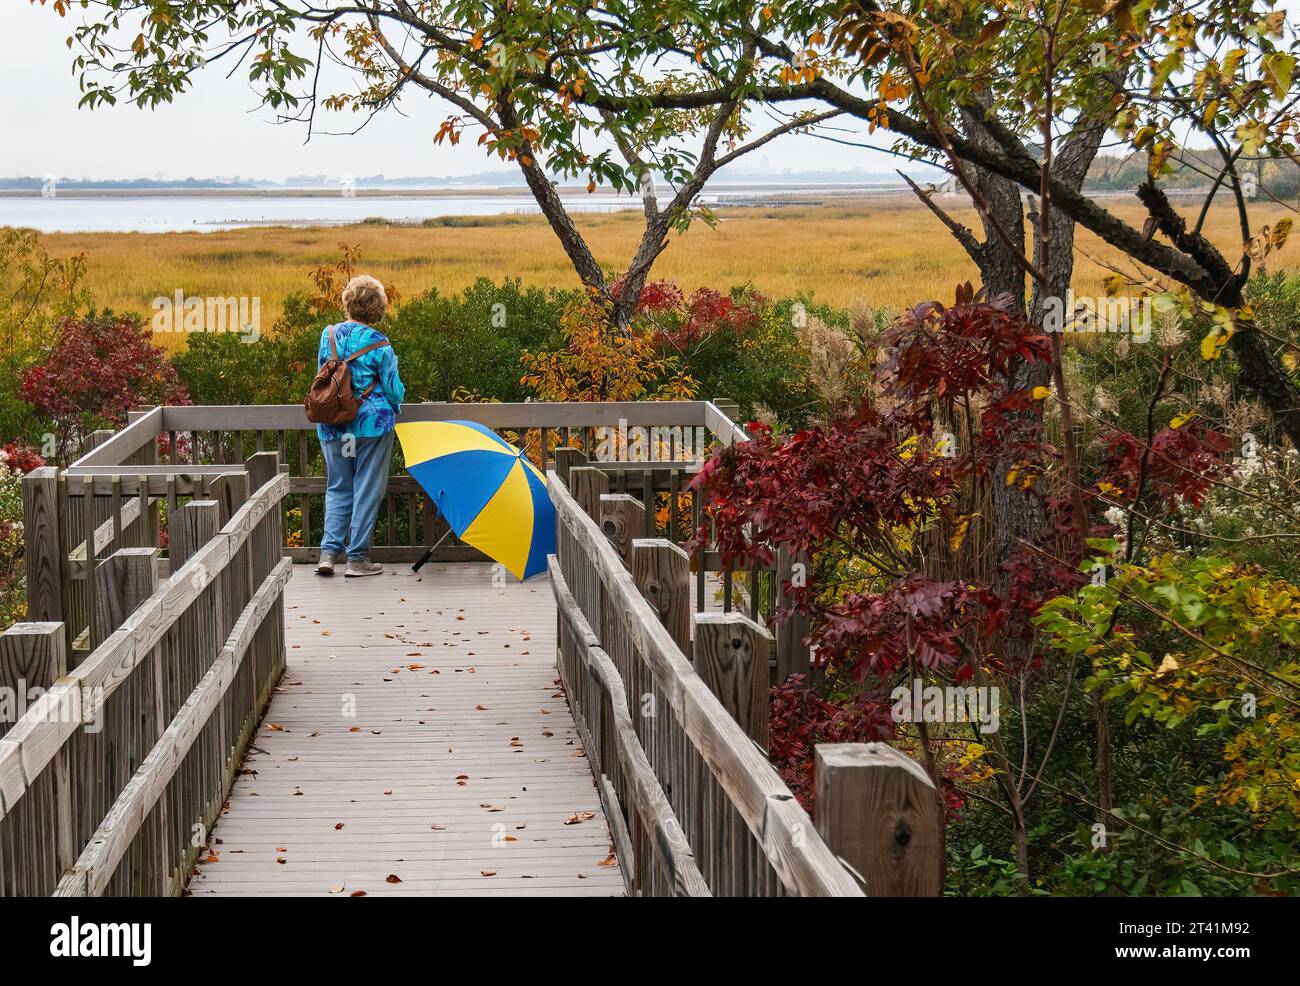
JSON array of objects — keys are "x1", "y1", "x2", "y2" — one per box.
[
  {"x1": 344, "y1": 339, "x2": 391, "y2": 363},
  {"x1": 327, "y1": 324, "x2": 340, "y2": 361},
  {"x1": 344, "y1": 336, "x2": 392, "y2": 400}
]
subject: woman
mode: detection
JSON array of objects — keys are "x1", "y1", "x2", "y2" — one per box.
[{"x1": 316, "y1": 274, "x2": 405, "y2": 578}]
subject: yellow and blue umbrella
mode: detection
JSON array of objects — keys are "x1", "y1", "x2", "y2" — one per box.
[{"x1": 394, "y1": 420, "x2": 555, "y2": 580}]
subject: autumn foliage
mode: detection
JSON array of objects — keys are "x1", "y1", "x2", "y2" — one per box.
[{"x1": 20, "y1": 314, "x2": 190, "y2": 464}]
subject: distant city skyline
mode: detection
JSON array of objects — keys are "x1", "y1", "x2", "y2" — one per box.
[{"x1": 3, "y1": 3, "x2": 894, "y2": 183}]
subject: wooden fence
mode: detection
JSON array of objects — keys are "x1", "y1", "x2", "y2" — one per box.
[
  {"x1": 0, "y1": 462, "x2": 289, "y2": 896},
  {"x1": 549, "y1": 463, "x2": 945, "y2": 897}
]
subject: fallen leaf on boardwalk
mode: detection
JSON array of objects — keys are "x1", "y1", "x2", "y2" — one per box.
[
  {"x1": 370, "y1": 729, "x2": 382, "y2": 735},
  {"x1": 480, "y1": 870, "x2": 496, "y2": 877},
  {"x1": 455, "y1": 774, "x2": 470, "y2": 780},
  {"x1": 334, "y1": 822, "x2": 344, "y2": 830},
  {"x1": 287, "y1": 756, "x2": 298, "y2": 762},
  {"x1": 349, "y1": 727, "x2": 361, "y2": 733},
  {"x1": 475, "y1": 704, "x2": 487, "y2": 711},
  {"x1": 350, "y1": 890, "x2": 367, "y2": 897},
  {"x1": 578, "y1": 873, "x2": 588, "y2": 879},
  {"x1": 598, "y1": 855, "x2": 617, "y2": 867},
  {"x1": 312, "y1": 619, "x2": 320, "y2": 624},
  {"x1": 564, "y1": 811, "x2": 596, "y2": 825},
  {"x1": 268, "y1": 723, "x2": 284, "y2": 731},
  {"x1": 540, "y1": 708, "x2": 551, "y2": 714},
  {"x1": 328, "y1": 885, "x2": 345, "y2": 894},
  {"x1": 456, "y1": 615, "x2": 465, "y2": 621},
  {"x1": 407, "y1": 664, "x2": 424, "y2": 670},
  {"x1": 321, "y1": 630, "x2": 331, "y2": 636},
  {"x1": 386, "y1": 874, "x2": 402, "y2": 883},
  {"x1": 480, "y1": 803, "x2": 503, "y2": 812},
  {"x1": 383, "y1": 789, "x2": 392, "y2": 795},
  {"x1": 292, "y1": 788, "x2": 304, "y2": 796},
  {"x1": 542, "y1": 730, "x2": 554, "y2": 738},
  {"x1": 276, "y1": 846, "x2": 287, "y2": 852},
  {"x1": 310, "y1": 731, "x2": 320, "y2": 737},
  {"x1": 204, "y1": 853, "x2": 220, "y2": 863},
  {"x1": 516, "y1": 823, "x2": 526, "y2": 830},
  {"x1": 503, "y1": 835, "x2": 518, "y2": 842},
  {"x1": 277, "y1": 857, "x2": 287, "y2": 865},
  {"x1": 430, "y1": 824, "x2": 447, "y2": 831}
]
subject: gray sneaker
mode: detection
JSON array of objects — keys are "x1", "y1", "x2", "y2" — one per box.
[
  {"x1": 344, "y1": 557, "x2": 383, "y2": 578},
  {"x1": 316, "y1": 551, "x2": 341, "y2": 576}
]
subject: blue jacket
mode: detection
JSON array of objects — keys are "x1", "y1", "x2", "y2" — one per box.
[{"x1": 315, "y1": 321, "x2": 406, "y2": 441}]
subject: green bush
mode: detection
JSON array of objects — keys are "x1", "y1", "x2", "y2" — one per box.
[{"x1": 174, "y1": 279, "x2": 572, "y2": 406}]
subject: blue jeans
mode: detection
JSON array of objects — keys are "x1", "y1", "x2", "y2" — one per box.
[{"x1": 320, "y1": 431, "x2": 394, "y2": 560}]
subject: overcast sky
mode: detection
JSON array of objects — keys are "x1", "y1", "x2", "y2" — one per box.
[{"x1": 1, "y1": 3, "x2": 881, "y2": 182}]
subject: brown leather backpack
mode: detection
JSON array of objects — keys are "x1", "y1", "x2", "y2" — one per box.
[{"x1": 304, "y1": 325, "x2": 391, "y2": 425}]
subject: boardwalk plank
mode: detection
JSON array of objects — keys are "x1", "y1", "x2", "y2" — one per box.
[{"x1": 190, "y1": 563, "x2": 622, "y2": 898}]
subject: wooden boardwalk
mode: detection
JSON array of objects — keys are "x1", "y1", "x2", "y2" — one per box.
[{"x1": 188, "y1": 562, "x2": 623, "y2": 897}]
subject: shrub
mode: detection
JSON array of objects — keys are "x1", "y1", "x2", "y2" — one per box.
[
  {"x1": 20, "y1": 312, "x2": 189, "y2": 464},
  {"x1": 0, "y1": 441, "x2": 45, "y2": 631}
]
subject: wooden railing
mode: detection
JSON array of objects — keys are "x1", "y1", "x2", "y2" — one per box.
[
  {"x1": 26, "y1": 400, "x2": 807, "y2": 672},
  {"x1": 549, "y1": 461, "x2": 945, "y2": 897},
  {"x1": 6, "y1": 398, "x2": 942, "y2": 898},
  {"x1": 0, "y1": 463, "x2": 289, "y2": 896}
]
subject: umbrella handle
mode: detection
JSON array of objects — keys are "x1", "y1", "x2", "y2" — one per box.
[{"x1": 412, "y1": 525, "x2": 454, "y2": 573}]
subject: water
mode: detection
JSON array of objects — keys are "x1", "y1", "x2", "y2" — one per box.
[
  {"x1": 0, "y1": 191, "x2": 644, "y2": 234},
  {"x1": 0, "y1": 183, "x2": 902, "y2": 234}
]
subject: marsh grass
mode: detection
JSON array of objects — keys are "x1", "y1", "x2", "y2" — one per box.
[{"x1": 30, "y1": 195, "x2": 1300, "y2": 347}]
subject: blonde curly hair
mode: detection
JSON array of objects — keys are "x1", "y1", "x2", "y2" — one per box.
[{"x1": 341, "y1": 274, "x2": 388, "y2": 325}]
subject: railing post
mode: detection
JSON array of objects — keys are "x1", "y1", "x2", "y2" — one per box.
[
  {"x1": 0, "y1": 621, "x2": 75, "y2": 885},
  {"x1": 692, "y1": 611, "x2": 772, "y2": 749},
  {"x1": 244, "y1": 451, "x2": 279, "y2": 492},
  {"x1": 94, "y1": 548, "x2": 160, "y2": 648},
  {"x1": 712, "y1": 397, "x2": 740, "y2": 420},
  {"x1": 206, "y1": 470, "x2": 250, "y2": 528},
  {"x1": 0, "y1": 622, "x2": 67, "y2": 736},
  {"x1": 127, "y1": 407, "x2": 158, "y2": 465},
  {"x1": 631, "y1": 539, "x2": 692, "y2": 659},
  {"x1": 569, "y1": 466, "x2": 609, "y2": 521},
  {"x1": 599, "y1": 493, "x2": 644, "y2": 563},
  {"x1": 93, "y1": 547, "x2": 164, "y2": 894},
  {"x1": 814, "y1": 742, "x2": 944, "y2": 896},
  {"x1": 553, "y1": 447, "x2": 586, "y2": 486},
  {"x1": 81, "y1": 429, "x2": 116, "y2": 455},
  {"x1": 169, "y1": 500, "x2": 221, "y2": 571},
  {"x1": 775, "y1": 544, "x2": 812, "y2": 684},
  {"x1": 22, "y1": 466, "x2": 64, "y2": 625}
]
